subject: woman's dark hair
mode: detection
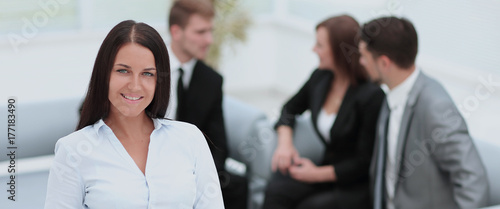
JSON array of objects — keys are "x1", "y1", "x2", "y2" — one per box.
[
  {"x1": 77, "y1": 20, "x2": 170, "y2": 130},
  {"x1": 316, "y1": 15, "x2": 368, "y2": 85}
]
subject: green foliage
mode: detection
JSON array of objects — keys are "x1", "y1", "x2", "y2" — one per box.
[{"x1": 206, "y1": 0, "x2": 251, "y2": 69}]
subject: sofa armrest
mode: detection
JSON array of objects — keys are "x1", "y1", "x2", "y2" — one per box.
[
  {"x1": 474, "y1": 138, "x2": 500, "y2": 206},
  {"x1": 0, "y1": 155, "x2": 53, "y2": 207},
  {"x1": 223, "y1": 96, "x2": 276, "y2": 209},
  {"x1": 0, "y1": 98, "x2": 80, "y2": 161}
]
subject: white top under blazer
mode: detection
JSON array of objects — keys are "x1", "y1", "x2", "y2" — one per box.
[
  {"x1": 44, "y1": 118, "x2": 224, "y2": 209},
  {"x1": 317, "y1": 108, "x2": 337, "y2": 142}
]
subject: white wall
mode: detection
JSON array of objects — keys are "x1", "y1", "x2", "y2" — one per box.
[
  {"x1": 219, "y1": 0, "x2": 500, "y2": 145},
  {"x1": 221, "y1": 16, "x2": 317, "y2": 95},
  {"x1": 1, "y1": 0, "x2": 499, "y2": 146},
  {"x1": 217, "y1": 17, "x2": 500, "y2": 145}
]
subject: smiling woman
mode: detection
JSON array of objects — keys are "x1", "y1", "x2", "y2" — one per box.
[
  {"x1": 108, "y1": 43, "x2": 157, "y2": 119},
  {"x1": 77, "y1": 20, "x2": 171, "y2": 127},
  {"x1": 43, "y1": 20, "x2": 224, "y2": 208}
]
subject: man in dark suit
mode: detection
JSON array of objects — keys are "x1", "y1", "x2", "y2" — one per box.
[
  {"x1": 358, "y1": 17, "x2": 489, "y2": 209},
  {"x1": 167, "y1": 0, "x2": 248, "y2": 208}
]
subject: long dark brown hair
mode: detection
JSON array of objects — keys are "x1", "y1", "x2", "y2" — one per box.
[
  {"x1": 77, "y1": 20, "x2": 170, "y2": 130},
  {"x1": 316, "y1": 15, "x2": 368, "y2": 85}
]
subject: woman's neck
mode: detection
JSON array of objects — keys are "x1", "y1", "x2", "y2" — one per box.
[
  {"x1": 105, "y1": 112, "x2": 154, "y2": 140},
  {"x1": 331, "y1": 69, "x2": 350, "y2": 88}
]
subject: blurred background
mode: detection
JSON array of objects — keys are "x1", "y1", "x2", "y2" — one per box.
[{"x1": 1, "y1": 0, "x2": 499, "y2": 144}]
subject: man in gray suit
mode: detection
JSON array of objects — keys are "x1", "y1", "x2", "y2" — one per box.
[{"x1": 358, "y1": 17, "x2": 489, "y2": 209}]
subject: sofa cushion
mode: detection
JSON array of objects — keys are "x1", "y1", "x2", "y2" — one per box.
[
  {"x1": 474, "y1": 139, "x2": 500, "y2": 206},
  {"x1": 0, "y1": 98, "x2": 80, "y2": 161}
]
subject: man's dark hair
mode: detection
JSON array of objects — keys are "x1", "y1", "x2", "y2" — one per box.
[{"x1": 360, "y1": 17, "x2": 418, "y2": 69}]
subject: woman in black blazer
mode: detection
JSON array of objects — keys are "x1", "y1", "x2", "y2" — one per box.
[{"x1": 263, "y1": 15, "x2": 385, "y2": 209}]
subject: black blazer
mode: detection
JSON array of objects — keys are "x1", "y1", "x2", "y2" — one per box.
[
  {"x1": 275, "y1": 69, "x2": 385, "y2": 187},
  {"x1": 177, "y1": 60, "x2": 228, "y2": 172}
]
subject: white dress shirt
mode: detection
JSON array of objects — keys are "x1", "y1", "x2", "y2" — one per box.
[
  {"x1": 44, "y1": 119, "x2": 224, "y2": 209},
  {"x1": 317, "y1": 108, "x2": 337, "y2": 143},
  {"x1": 385, "y1": 68, "x2": 420, "y2": 209},
  {"x1": 165, "y1": 46, "x2": 197, "y2": 120}
]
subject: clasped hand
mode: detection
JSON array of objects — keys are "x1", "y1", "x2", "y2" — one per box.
[{"x1": 271, "y1": 143, "x2": 322, "y2": 183}]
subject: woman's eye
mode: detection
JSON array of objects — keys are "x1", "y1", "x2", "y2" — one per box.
[
  {"x1": 143, "y1": 72, "x2": 155, "y2": 77},
  {"x1": 117, "y1": 69, "x2": 128, "y2": 73}
]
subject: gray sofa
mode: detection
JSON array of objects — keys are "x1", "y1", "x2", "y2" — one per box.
[
  {"x1": 222, "y1": 96, "x2": 274, "y2": 208},
  {"x1": 1, "y1": 96, "x2": 499, "y2": 209},
  {"x1": 223, "y1": 100, "x2": 500, "y2": 209},
  {"x1": 240, "y1": 111, "x2": 500, "y2": 209},
  {"x1": 0, "y1": 98, "x2": 80, "y2": 208}
]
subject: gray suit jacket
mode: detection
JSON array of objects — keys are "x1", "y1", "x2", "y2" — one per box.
[{"x1": 370, "y1": 72, "x2": 489, "y2": 209}]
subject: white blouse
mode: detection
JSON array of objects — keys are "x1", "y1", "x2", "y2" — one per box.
[
  {"x1": 317, "y1": 109, "x2": 337, "y2": 143},
  {"x1": 44, "y1": 119, "x2": 224, "y2": 209}
]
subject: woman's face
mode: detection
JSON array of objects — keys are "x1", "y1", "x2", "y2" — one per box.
[
  {"x1": 313, "y1": 27, "x2": 334, "y2": 69},
  {"x1": 108, "y1": 43, "x2": 157, "y2": 118}
]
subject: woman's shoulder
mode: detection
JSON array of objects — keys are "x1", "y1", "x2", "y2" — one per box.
[
  {"x1": 353, "y1": 82, "x2": 385, "y2": 102},
  {"x1": 57, "y1": 126, "x2": 91, "y2": 144},
  {"x1": 355, "y1": 81, "x2": 384, "y2": 95},
  {"x1": 309, "y1": 68, "x2": 332, "y2": 80},
  {"x1": 155, "y1": 119, "x2": 204, "y2": 138},
  {"x1": 53, "y1": 125, "x2": 97, "y2": 153},
  {"x1": 154, "y1": 119, "x2": 207, "y2": 148},
  {"x1": 155, "y1": 118, "x2": 199, "y2": 130}
]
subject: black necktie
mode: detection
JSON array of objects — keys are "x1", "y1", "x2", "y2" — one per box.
[
  {"x1": 176, "y1": 68, "x2": 184, "y2": 119},
  {"x1": 374, "y1": 102, "x2": 390, "y2": 209}
]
